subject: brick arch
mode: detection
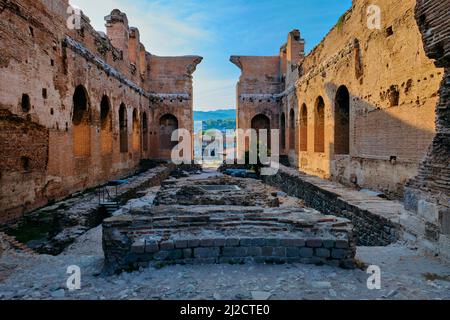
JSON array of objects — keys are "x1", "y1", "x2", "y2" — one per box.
[
  {"x1": 72, "y1": 85, "x2": 91, "y2": 157},
  {"x1": 159, "y1": 113, "x2": 179, "y2": 158},
  {"x1": 289, "y1": 108, "x2": 295, "y2": 150},
  {"x1": 280, "y1": 112, "x2": 286, "y2": 151},
  {"x1": 132, "y1": 108, "x2": 140, "y2": 152},
  {"x1": 100, "y1": 95, "x2": 112, "y2": 155},
  {"x1": 334, "y1": 85, "x2": 350, "y2": 155},
  {"x1": 300, "y1": 103, "x2": 308, "y2": 152},
  {"x1": 314, "y1": 96, "x2": 325, "y2": 153},
  {"x1": 141, "y1": 112, "x2": 148, "y2": 152},
  {"x1": 119, "y1": 103, "x2": 128, "y2": 153},
  {"x1": 251, "y1": 113, "x2": 271, "y2": 149}
]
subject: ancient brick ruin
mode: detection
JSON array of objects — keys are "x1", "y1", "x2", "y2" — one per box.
[
  {"x1": 0, "y1": 0, "x2": 449, "y2": 275},
  {"x1": 103, "y1": 175, "x2": 356, "y2": 274},
  {"x1": 0, "y1": 0, "x2": 202, "y2": 223},
  {"x1": 231, "y1": 0, "x2": 449, "y2": 260}
]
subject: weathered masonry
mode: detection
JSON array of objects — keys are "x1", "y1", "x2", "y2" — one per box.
[
  {"x1": 231, "y1": 0, "x2": 449, "y2": 259},
  {"x1": 0, "y1": 0, "x2": 202, "y2": 223},
  {"x1": 103, "y1": 175, "x2": 356, "y2": 274}
]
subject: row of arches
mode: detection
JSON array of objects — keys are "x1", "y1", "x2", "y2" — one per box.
[
  {"x1": 72, "y1": 84, "x2": 179, "y2": 159},
  {"x1": 278, "y1": 85, "x2": 350, "y2": 155}
]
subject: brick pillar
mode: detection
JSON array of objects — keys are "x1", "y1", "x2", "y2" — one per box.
[{"x1": 105, "y1": 9, "x2": 129, "y2": 62}]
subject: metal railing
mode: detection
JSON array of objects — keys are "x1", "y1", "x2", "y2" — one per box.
[{"x1": 97, "y1": 185, "x2": 119, "y2": 206}]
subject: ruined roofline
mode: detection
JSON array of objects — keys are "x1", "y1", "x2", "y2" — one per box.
[
  {"x1": 230, "y1": 55, "x2": 280, "y2": 71},
  {"x1": 230, "y1": 29, "x2": 305, "y2": 73},
  {"x1": 64, "y1": 36, "x2": 197, "y2": 99},
  {"x1": 148, "y1": 55, "x2": 204, "y2": 76},
  {"x1": 102, "y1": 8, "x2": 202, "y2": 71},
  {"x1": 304, "y1": 5, "x2": 354, "y2": 62}
]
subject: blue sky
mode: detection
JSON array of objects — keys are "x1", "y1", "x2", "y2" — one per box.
[{"x1": 70, "y1": 0, "x2": 352, "y2": 111}]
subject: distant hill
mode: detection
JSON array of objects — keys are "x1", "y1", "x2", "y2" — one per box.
[{"x1": 194, "y1": 109, "x2": 236, "y2": 121}]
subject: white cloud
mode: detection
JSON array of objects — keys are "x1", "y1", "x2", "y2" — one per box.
[{"x1": 193, "y1": 77, "x2": 236, "y2": 111}]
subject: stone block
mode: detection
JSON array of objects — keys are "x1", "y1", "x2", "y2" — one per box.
[
  {"x1": 315, "y1": 248, "x2": 331, "y2": 258},
  {"x1": 247, "y1": 247, "x2": 262, "y2": 257},
  {"x1": 160, "y1": 240, "x2": 174, "y2": 250},
  {"x1": 299, "y1": 247, "x2": 314, "y2": 258},
  {"x1": 273, "y1": 247, "x2": 286, "y2": 257},
  {"x1": 323, "y1": 240, "x2": 335, "y2": 248},
  {"x1": 335, "y1": 240, "x2": 349, "y2": 249},
  {"x1": 281, "y1": 238, "x2": 303, "y2": 247},
  {"x1": 306, "y1": 239, "x2": 322, "y2": 248},
  {"x1": 223, "y1": 247, "x2": 247, "y2": 257},
  {"x1": 183, "y1": 249, "x2": 192, "y2": 259},
  {"x1": 200, "y1": 238, "x2": 215, "y2": 247},
  {"x1": 154, "y1": 250, "x2": 171, "y2": 261},
  {"x1": 240, "y1": 238, "x2": 266, "y2": 247},
  {"x1": 187, "y1": 239, "x2": 200, "y2": 248},
  {"x1": 225, "y1": 238, "x2": 240, "y2": 247},
  {"x1": 145, "y1": 239, "x2": 159, "y2": 253},
  {"x1": 194, "y1": 247, "x2": 220, "y2": 258},
  {"x1": 239, "y1": 238, "x2": 253, "y2": 246},
  {"x1": 214, "y1": 238, "x2": 227, "y2": 247},
  {"x1": 175, "y1": 239, "x2": 188, "y2": 249},
  {"x1": 331, "y1": 249, "x2": 347, "y2": 259},
  {"x1": 262, "y1": 246, "x2": 274, "y2": 256},
  {"x1": 131, "y1": 239, "x2": 145, "y2": 254},
  {"x1": 265, "y1": 238, "x2": 281, "y2": 246},
  {"x1": 286, "y1": 247, "x2": 300, "y2": 257},
  {"x1": 252, "y1": 238, "x2": 266, "y2": 246}
]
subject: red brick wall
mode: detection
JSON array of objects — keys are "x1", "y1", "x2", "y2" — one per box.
[{"x1": 0, "y1": 0, "x2": 201, "y2": 223}]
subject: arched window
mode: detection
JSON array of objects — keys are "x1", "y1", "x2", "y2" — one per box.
[
  {"x1": 314, "y1": 96, "x2": 325, "y2": 153},
  {"x1": 334, "y1": 85, "x2": 350, "y2": 155},
  {"x1": 159, "y1": 114, "x2": 178, "y2": 156},
  {"x1": 251, "y1": 114, "x2": 271, "y2": 150},
  {"x1": 119, "y1": 104, "x2": 128, "y2": 153},
  {"x1": 132, "y1": 109, "x2": 140, "y2": 152},
  {"x1": 142, "y1": 112, "x2": 148, "y2": 152},
  {"x1": 100, "y1": 95, "x2": 112, "y2": 154},
  {"x1": 300, "y1": 104, "x2": 308, "y2": 152},
  {"x1": 280, "y1": 113, "x2": 286, "y2": 151},
  {"x1": 72, "y1": 85, "x2": 91, "y2": 157},
  {"x1": 21, "y1": 94, "x2": 31, "y2": 113},
  {"x1": 289, "y1": 108, "x2": 295, "y2": 150}
]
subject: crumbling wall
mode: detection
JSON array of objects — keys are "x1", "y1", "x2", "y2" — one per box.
[
  {"x1": 403, "y1": 0, "x2": 450, "y2": 260},
  {"x1": 293, "y1": 0, "x2": 442, "y2": 198},
  {"x1": 0, "y1": 110, "x2": 49, "y2": 223},
  {"x1": 231, "y1": 56, "x2": 284, "y2": 152},
  {"x1": 146, "y1": 55, "x2": 202, "y2": 159},
  {"x1": 263, "y1": 165, "x2": 400, "y2": 246},
  {"x1": 232, "y1": 0, "x2": 442, "y2": 199},
  {"x1": 0, "y1": 0, "x2": 201, "y2": 223}
]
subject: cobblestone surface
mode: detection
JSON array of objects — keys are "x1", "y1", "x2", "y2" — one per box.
[
  {"x1": 1, "y1": 169, "x2": 448, "y2": 300},
  {"x1": 102, "y1": 174, "x2": 356, "y2": 273},
  {"x1": 0, "y1": 225, "x2": 449, "y2": 300}
]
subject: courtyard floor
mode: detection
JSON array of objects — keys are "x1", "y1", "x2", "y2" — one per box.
[{"x1": 0, "y1": 169, "x2": 449, "y2": 300}]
